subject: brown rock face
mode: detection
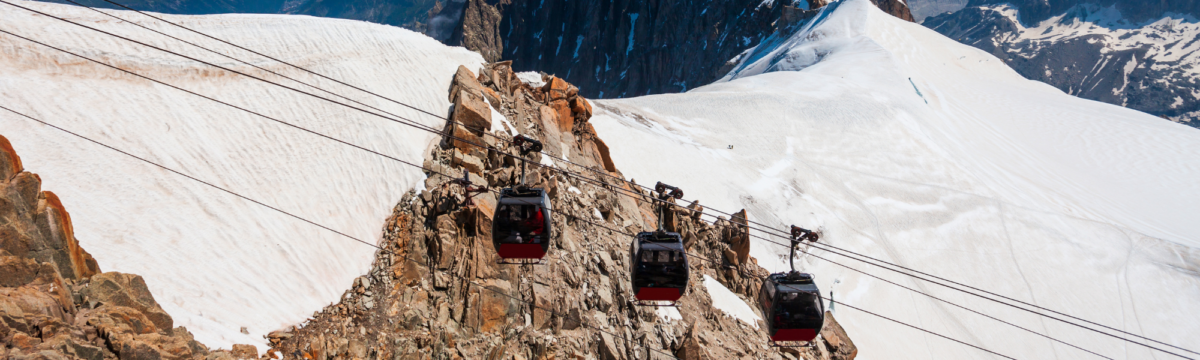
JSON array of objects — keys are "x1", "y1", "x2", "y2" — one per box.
[
  {"x1": 0, "y1": 136, "x2": 99, "y2": 282},
  {"x1": 80, "y1": 272, "x2": 174, "y2": 331},
  {"x1": 729, "y1": 209, "x2": 751, "y2": 265},
  {"x1": 0, "y1": 135, "x2": 22, "y2": 181},
  {"x1": 457, "y1": 0, "x2": 505, "y2": 62},
  {"x1": 549, "y1": 99, "x2": 574, "y2": 131},
  {"x1": 266, "y1": 62, "x2": 855, "y2": 360},
  {"x1": 0, "y1": 134, "x2": 229, "y2": 360},
  {"x1": 453, "y1": 89, "x2": 493, "y2": 132},
  {"x1": 870, "y1": 0, "x2": 915, "y2": 22}
]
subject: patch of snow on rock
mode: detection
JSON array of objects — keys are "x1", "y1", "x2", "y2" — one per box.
[{"x1": 702, "y1": 275, "x2": 761, "y2": 328}]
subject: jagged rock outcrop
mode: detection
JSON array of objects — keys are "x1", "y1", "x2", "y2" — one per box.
[
  {"x1": 268, "y1": 62, "x2": 855, "y2": 359},
  {"x1": 0, "y1": 135, "x2": 261, "y2": 360},
  {"x1": 925, "y1": 2, "x2": 1200, "y2": 128},
  {"x1": 869, "y1": 0, "x2": 915, "y2": 22}
]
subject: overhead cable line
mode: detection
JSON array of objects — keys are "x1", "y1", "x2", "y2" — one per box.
[
  {"x1": 0, "y1": 104, "x2": 680, "y2": 360},
  {"x1": 4, "y1": 5, "x2": 1192, "y2": 356},
  {"x1": 522, "y1": 191, "x2": 1112, "y2": 360},
  {"x1": 53, "y1": 0, "x2": 443, "y2": 137},
  {"x1": 0, "y1": 0, "x2": 654, "y2": 217},
  {"x1": 82, "y1": 0, "x2": 632, "y2": 184},
  {"x1": 1, "y1": 105, "x2": 1019, "y2": 360}
]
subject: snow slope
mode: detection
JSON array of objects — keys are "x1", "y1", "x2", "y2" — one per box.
[
  {"x1": 703, "y1": 274, "x2": 762, "y2": 328},
  {"x1": 0, "y1": 1, "x2": 482, "y2": 349},
  {"x1": 591, "y1": 0, "x2": 1200, "y2": 358}
]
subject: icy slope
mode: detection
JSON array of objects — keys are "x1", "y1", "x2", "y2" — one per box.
[
  {"x1": 0, "y1": 1, "x2": 483, "y2": 349},
  {"x1": 591, "y1": 0, "x2": 1200, "y2": 358}
]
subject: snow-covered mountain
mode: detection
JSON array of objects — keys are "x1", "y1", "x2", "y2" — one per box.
[
  {"x1": 924, "y1": 1, "x2": 1200, "y2": 129},
  {"x1": 3, "y1": 0, "x2": 1198, "y2": 357},
  {"x1": 592, "y1": 0, "x2": 1200, "y2": 358},
  {"x1": 0, "y1": 1, "x2": 483, "y2": 349}
]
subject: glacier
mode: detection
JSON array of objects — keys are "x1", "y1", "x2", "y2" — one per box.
[
  {"x1": 0, "y1": 0, "x2": 483, "y2": 350},
  {"x1": 591, "y1": 0, "x2": 1200, "y2": 358}
]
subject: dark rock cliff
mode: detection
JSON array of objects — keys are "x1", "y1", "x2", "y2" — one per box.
[
  {"x1": 925, "y1": 2, "x2": 1200, "y2": 128},
  {"x1": 484, "y1": 0, "x2": 789, "y2": 98},
  {"x1": 963, "y1": 0, "x2": 1200, "y2": 25},
  {"x1": 0, "y1": 134, "x2": 267, "y2": 360}
]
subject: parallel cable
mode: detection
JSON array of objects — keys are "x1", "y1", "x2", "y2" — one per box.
[
  {"x1": 832, "y1": 299, "x2": 1016, "y2": 359},
  {"x1": 5, "y1": 5, "x2": 1193, "y2": 356},
  {"x1": 0, "y1": 0, "x2": 652, "y2": 216},
  {"x1": 528, "y1": 194, "x2": 1112, "y2": 359},
  {"x1": 54, "y1": 0, "x2": 445, "y2": 137},
  {"x1": 0, "y1": 105, "x2": 679, "y2": 360},
  {"x1": 3, "y1": 104, "x2": 1019, "y2": 360},
  {"x1": 83, "y1": 0, "x2": 633, "y2": 185}
]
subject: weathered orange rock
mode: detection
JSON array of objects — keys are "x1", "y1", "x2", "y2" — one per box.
[
  {"x1": 39, "y1": 191, "x2": 100, "y2": 280},
  {"x1": 449, "y1": 123, "x2": 484, "y2": 153},
  {"x1": 476, "y1": 280, "x2": 512, "y2": 333},
  {"x1": 729, "y1": 209, "x2": 751, "y2": 265},
  {"x1": 231, "y1": 344, "x2": 258, "y2": 359},
  {"x1": 448, "y1": 66, "x2": 484, "y2": 104},
  {"x1": 570, "y1": 96, "x2": 593, "y2": 120},
  {"x1": 481, "y1": 87, "x2": 502, "y2": 110},
  {"x1": 0, "y1": 135, "x2": 22, "y2": 181},
  {"x1": 542, "y1": 77, "x2": 571, "y2": 101},
  {"x1": 453, "y1": 90, "x2": 493, "y2": 132},
  {"x1": 549, "y1": 100, "x2": 573, "y2": 131},
  {"x1": 80, "y1": 272, "x2": 173, "y2": 331}
]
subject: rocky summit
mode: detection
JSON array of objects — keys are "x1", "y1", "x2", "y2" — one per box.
[
  {"x1": 0, "y1": 135, "x2": 264, "y2": 360},
  {"x1": 266, "y1": 62, "x2": 857, "y2": 359}
]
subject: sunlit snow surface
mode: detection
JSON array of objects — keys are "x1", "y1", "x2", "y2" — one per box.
[
  {"x1": 0, "y1": 1, "x2": 483, "y2": 350},
  {"x1": 592, "y1": 0, "x2": 1200, "y2": 358}
]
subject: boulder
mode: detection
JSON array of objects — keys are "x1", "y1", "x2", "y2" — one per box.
[
  {"x1": 452, "y1": 89, "x2": 493, "y2": 132},
  {"x1": 729, "y1": 209, "x2": 751, "y2": 266},
  {"x1": 0, "y1": 135, "x2": 22, "y2": 181},
  {"x1": 0, "y1": 255, "x2": 45, "y2": 287},
  {"x1": 569, "y1": 97, "x2": 592, "y2": 120},
  {"x1": 84, "y1": 305, "x2": 159, "y2": 335},
  {"x1": 448, "y1": 66, "x2": 484, "y2": 104},
  {"x1": 473, "y1": 280, "x2": 513, "y2": 333},
  {"x1": 230, "y1": 344, "x2": 257, "y2": 359},
  {"x1": 449, "y1": 123, "x2": 485, "y2": 153},
  {"x1": 538, "y1": 105, "x2": 564, "y2": 150},
  {"x1": 35, "y1": 191, "x2": 100, "y2": 280},
  {"x1": 79, "y1": 272, "x2": 173, "y2": 331},
  {"x1": 598, "y1": 331, "x2": 621, "y2": 360},
  {"x1": 549, "y1": 100, "x2": 574, "y2": 132},
  {"x1": 452, "y1": 151, "x2": 486, "y2": 176},
  {"x1": 591, "y1": 136, "x2": 617, "y2": 173},
  {"x1": 434, "y1": 215, "x2": 457, "y2": 270},
  {"x1": 674, "y1": 322, "x2": 710, "y2": 360},
  {"x1": 531, "y1": 283, "x2": 553, "y2": 330},
  {"x1": 0, "y1": 286, "x2": 71, "y2": 327},
  {"x1": 542, "y1": 77, "x2": 572, "y2": 101}
]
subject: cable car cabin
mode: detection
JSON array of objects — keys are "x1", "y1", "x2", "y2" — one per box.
[
  {"x1": 492, "y1": 187, "x2": 552, "y2": 264},
  {"x1": 629, "y1": 231, "x2": 689, "y2": 306},
  {"x1": 759, "y1": 272, "x2": 825, "y2": 346}
]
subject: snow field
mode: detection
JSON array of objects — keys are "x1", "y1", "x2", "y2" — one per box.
[
  {"x1": 703, "y1": 275, "x2": 762, "y2": 328},
  {"x1": 591, "y1": 0, "x2": 1200, "y2": 359},
  {"x1": 0, "y1": 1, "x2": 483, "y2": 350}
]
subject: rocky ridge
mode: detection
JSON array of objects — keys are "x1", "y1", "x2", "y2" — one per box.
[
  {"x1": 0, "y1": 135, "x2": 259, "y2": 359},
  {"x1": 925, "y1": 2, "x2": 1200, "y2": 128},
  {"x1": 266, "y1": 62, "x2": 856, "y2": 359}
]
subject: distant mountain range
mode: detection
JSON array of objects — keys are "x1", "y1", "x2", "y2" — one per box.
[
  {"x1": 38, "y1": 0, "x2": 1200, "y2": 128},
  {"x1": 925, "y1": 0, "x2": 1200, "y2": 129}
]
